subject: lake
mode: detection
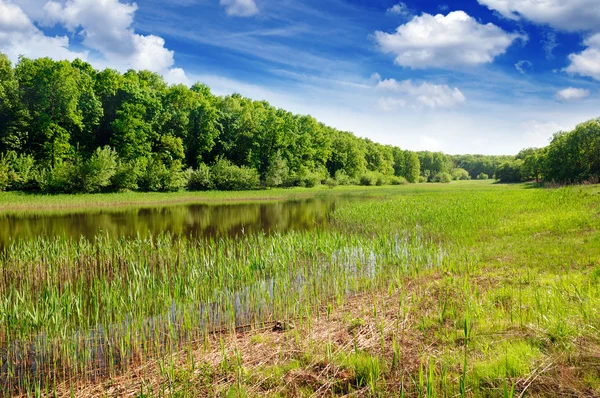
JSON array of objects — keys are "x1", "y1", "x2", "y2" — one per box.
[{"x1": 0, "y1": 197, "x2": 342, "y2": 249}]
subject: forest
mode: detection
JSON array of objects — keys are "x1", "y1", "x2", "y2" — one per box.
[{"x1": 0, "y1": 54, "x2": 597, "y2": 194}]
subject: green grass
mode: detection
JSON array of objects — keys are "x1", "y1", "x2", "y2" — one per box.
[{"x1": 1, "y1": 180, "x2": 599, "y2": 396}]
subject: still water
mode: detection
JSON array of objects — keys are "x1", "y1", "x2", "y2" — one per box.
[{"x1": 0, "y1": 198, "x2": 341, "y2": 248}]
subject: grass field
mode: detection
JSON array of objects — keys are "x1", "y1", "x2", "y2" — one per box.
[{"x1": 1, "y1": 181, "x2": 599, "y2": 397}]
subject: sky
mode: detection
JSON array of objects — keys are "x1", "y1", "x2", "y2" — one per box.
[{"x1": 1, "y1": 0, "x2": 600, "y2": 155}]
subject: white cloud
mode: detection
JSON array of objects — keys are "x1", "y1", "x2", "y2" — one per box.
[
  {"x1": 565, "y1": 34, "x2": 600, "y2": 81},
  {"x1": 374, "y1": 11, "x2": 524, "y2": 69},
  {"x1": 0, "y1": 0, "x2": 86, "y2": 62},
  {"x1": 376, "y1": 77, "x2": 466, "y2": 109},
  {"x1": 220, "y1": 0, "x2": 258, "y2": 17},
  {"x1": 40, "y1": 0, "x2": 178, "y2": 74},
  {"x1": 386, "y1": 2, "x2": 412, "y2": 18},
  {"x1": 477, "y1": 0, "x2": 600, "y2": 32},
  {"x1": 520, "y1": 120, "x2": 564, "y2": 147},
  {"x1": 164, "y1": 68, "x2": 190, "y2": 86},
  {"x1": 556, "y1": 87, "x2": 590, "y2": 102},
  {"x1": 515, "y1": 60, "x2": 532, "y2": 74}
]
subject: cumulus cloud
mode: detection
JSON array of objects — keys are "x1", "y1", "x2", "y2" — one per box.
[
  {"x1": 556, "y1": 87, "x2": 591, "y2": 102},
  {"x1": 565, "y1": 34, "x2": 600, "y2": 81},
  {"x1": 374, "y1": 11, "x2": 524, "y2": 69},
  {"x1": 477, "y1": 0, "x2": 600, "y2": 32},
  {"x1": 0, "y1": 0, "x2": 86, "y2": 62},
  {"x1": 376, "y1": 77, "x2": 466, "y2": 109},
  {"x1": 164, "y1": 68, "x2": 190, "y2": 86},
  {"x1": 40, "y1": 0, "x2": 179, "y2": 75},
  {"x1": 220, "y1": 0, "x2": 258, "y2": 17},
  {"x1": 386, "y1": 2, "x2": 412, "y2": 18}
]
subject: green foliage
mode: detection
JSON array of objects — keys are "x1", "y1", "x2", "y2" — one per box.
[
  {"x1": 112, "y1": 158, "x2": 144, "y2": 192},
  {"x1": 188, "y1": 163, "x2": 214, "y2": 191},
  {"x1": 390, "y1": 176, "x2": 408, "y2": 185},
  {"x1": 359, "y1": 172, "x2": 377, "y2": 186},
  {"x1": 41, "y1": 161, "x2": 81, "y2": 194},
  {"x1": 265, "y1": 151, "x2": 288, "y2": 188},
  {"x1": 495, "y1": 160, "x2": 524, "y2": 183},
  {"x1": 432, "y1": 172, "x2": 453, "y2": 183},
  {"x1": 451, "y1": 168, "x2": 471, "y2": 181},
  {"x1": 81, "y1": 146, "x2": 117, "y2": 193},
  {"x1": 0, "y1": 154, "x2": 9, "y2": 191},
  {"x1": 211, "y1": 158, "x2": 260, "y2": 191},
  {"x1": 477, "y1": 173, "x2": 489, "y2": 180},
  {"x1": 140, "y1": 157, "x2": 187, "y2": 192},
  {"x1": 334, "y1": 169, "x2": 353, "y2": 186},
  {"x1": 325, "y1": 177, "x2": 338, "y2": 189},
  {"x1": 541, "y1": 119, "x2": 600, "y2": 183}
]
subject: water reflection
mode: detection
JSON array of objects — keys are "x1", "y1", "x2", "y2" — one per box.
[{"x1": 0, "y1": 198, "x2": 340, "y2": 248}]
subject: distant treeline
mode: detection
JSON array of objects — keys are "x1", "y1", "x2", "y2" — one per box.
[
  {"x1": 0, "y1": 54, "x2": 556, "y2": 194},
  {"x1": 495, "y1": 118, "x2": 600, "y2": 184}
]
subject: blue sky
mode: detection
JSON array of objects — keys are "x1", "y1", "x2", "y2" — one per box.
[{"x1": 1, "y1": 0, "x2": 600, "y2": 154}]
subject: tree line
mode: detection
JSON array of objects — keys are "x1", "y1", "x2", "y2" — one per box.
[
  {"x1": 0, "y1": 54, "x2": 548, "y2": 194},
  {"x1": 495, "y1": 118, "x2": 600, "y2": 184}
]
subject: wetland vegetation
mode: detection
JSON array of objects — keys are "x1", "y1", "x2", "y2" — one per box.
[{"x1": 0, "y1": 181, "x2": 598, "y2": 397}]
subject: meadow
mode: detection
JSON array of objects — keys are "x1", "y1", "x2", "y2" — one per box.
[{"x1": 1, "y1": 181, "x2": 599, "y2": 397}]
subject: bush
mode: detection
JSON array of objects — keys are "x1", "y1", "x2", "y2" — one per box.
[
  {"x1": 0, "y1": 155, "x2": 9, "y2": 191},
  {"x1": 81, "y1": 146, "x2": 118, "y2": 193},
  {"x1": 418, "y1": 176, "x2": 428, "y2": 183},
  {"x1": 265, "y1": 151, "x2": 289, "y2": 188},
  {"x1": 188, "y1": 163, "x2": 214, "y2": 191},
  {"x1": 140, "y1": 157, "x2": 187, "y2": 192},
  {"x1": 495, "y1": 160, "x2": 523, "y2": 183},
  {"x1": 390, "y1": 176, "x2": 408, "y2": 185},
  {"x1": 325, "y1": 177, "x2": 338, "y2": 189},
  {"x1": 477, "y1": 173, "x2": 489, "y2": 180},
  {"x1": 1, "y1": 151, "x2": 36, "y2": 191},
  {"x1": 359, "y1": 172, "x2": 377, "y2": 186},
  {"x1": 375, "y1": 173, "x2": 387, "y2": 186},
  {"x1": 42, "y1": 161, "x2": 80, "y2": 193},
  {"x1": 211, "y1": 158, "x2": 260, "y2": 191},
  {"x1": 451, "y1": 168, "x2": 471, "y2": 181},
  {"x1": 112, "y1": 158, "x2": 144, "y2": 191},
  {"x1": 432, "y1": 172, "x2": 453, "y2": 183},
  {"x1": 334, "y1": 169, "x2": 352, "y2": 186}
]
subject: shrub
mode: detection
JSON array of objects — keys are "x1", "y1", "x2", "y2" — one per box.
[
  {"x1": 325, "y1": 177, "x2": 338, "y2": 189},
  {"x1": 418, "y1": 176, "x2": 428, "y2": 183},
  {"x1": 265, "y1": 151, "x2": 289, "y2": 188},
  {"x1": 477, "y1": 173, "x2": 489, "y2": 180},
  {"x1": 390, "y1": 176, "x2": 408, "y2": 185},
  {"x1": 375, "y1": 173, "x2": 388, "y2": 186},
  {"x1": 1, "y1": 151, "x2": 36, "y2": 191},
  {"x1": 334, "y1": 169, "x2": 352, "y2": 186},
  {"x1": 0, "y1": 155, "x2": 9, "y2": 191},
  {"x1": 139, "y1": 157, "x2": 187, "y2": 192},
  {"x1": 81, "y1": 146, "x2": 118, "y2": 193},
  {"x1": 433, "y1": 172, "x2": 453, "y2": 183},
  {"x1": 359, "y1": 172, "x2": 377, "y2": 186},
  {"x1": 495, "y1": 160, "x2": 523, "y2": 183},
  {"x1": 451, "y1": 168, "x2": 471, "y2": 180},
  {"x1": 112, "y1": 158, "x2": 145, "y2": 191},
  {"x1": 188, "y1": 163, "x2": 214, "y2": 191},
  {"x1": 43, "y1": 161, "x2": 80, "y2": 194},
  {"x1": 211, "y1": 158, "x2": 260, "y2": 191}
]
